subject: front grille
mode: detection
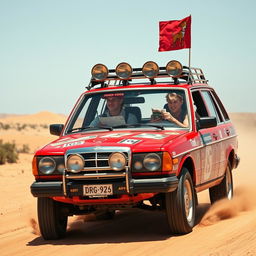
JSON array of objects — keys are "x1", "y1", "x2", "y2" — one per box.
[
  {"x1": 81, "y1": 152, "x2": 114, "y2": 169},
  {"x1": 65, "y1": 147, "x2": 130, "y2": 173}
]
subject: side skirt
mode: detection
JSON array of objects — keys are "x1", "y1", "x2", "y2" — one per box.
[{"x1": 195, "y1": 175, "x2": 224, "y2": 193}]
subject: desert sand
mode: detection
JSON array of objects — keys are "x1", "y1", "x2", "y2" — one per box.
[{"x1": 0, "y1": 112, "x2": 255, "y2": 256}]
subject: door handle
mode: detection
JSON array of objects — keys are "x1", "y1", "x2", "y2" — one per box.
[
  {"x1": 212, "y1": 133, "x2": 218, "y2": 140},
  {"x1": 226, "y1": 129, "x2": 230, "y2": 136}
]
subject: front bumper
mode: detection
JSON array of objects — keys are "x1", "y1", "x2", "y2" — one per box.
[{"x1": 30, "y1": 175, "x2": 179, "y2": 198}]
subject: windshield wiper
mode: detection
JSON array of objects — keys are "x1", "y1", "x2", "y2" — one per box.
[
  {"x1": 67, "y1": 126, "x2": 113, "y2": 133},
  {"x1": 111, "y1": 124, "x2": 165, "y2": 130}
]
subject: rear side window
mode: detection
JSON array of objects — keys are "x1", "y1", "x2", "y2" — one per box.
[
  {"x1": 201, "y1": 91, "x2": 222, "y2": 123},
  {"x1": 211, "y1": 90, "x2": 230, "y2": 121}
]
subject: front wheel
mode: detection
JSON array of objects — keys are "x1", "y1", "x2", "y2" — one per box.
[
  {"x1": 165, "y1": 168, "x2": 196, "y2": 234},
  {"x1": 38, "y1": 197, "x2": 68, "y2": 240},
  {"x1": 209, "y1": 163, "x2": 233, "y2": 204}
]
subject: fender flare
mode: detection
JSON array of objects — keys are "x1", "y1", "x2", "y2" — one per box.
[{"x1": 177, "y1": 154, "x2": 196, "y2": 183}]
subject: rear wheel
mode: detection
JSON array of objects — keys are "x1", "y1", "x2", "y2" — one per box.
[
  {"x1": 38, "y1": 197, "x2": 68, "y2": 240},
  {"x1": 209, "y1": 163, "x2": 233, "y2": 204},
  {"x1": 165, "y1": 168, "x2": 196, "y2": 234}
]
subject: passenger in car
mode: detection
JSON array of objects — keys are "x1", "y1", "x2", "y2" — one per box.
[
  {"x1": 151, "y1": 93, "x2": 189, "y2": 128},
  {"x1": 90, "y1": 95, "x2": 138, "y2": 126},
  {"x1": 163, "y1": 93, "x2": 189, "y2": 127}
]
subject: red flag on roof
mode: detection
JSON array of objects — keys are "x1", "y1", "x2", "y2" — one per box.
[{"x1": 158, "y1": 15, "x2": 191, "y2": 52}]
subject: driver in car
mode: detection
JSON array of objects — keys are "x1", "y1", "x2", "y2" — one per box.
[{"x1": 90, "y1": 93, "x2": 138, "y2": 127}]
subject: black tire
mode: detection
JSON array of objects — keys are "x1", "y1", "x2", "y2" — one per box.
[
  {"x1": 38, "y1": 197, "x2": 68, "y2": 240},
  {"x1": 165, "y1": 168, "x2": 196, "y2": 234},
  {"x1": 209, "y1": 163, "x2": 233, "y2": 204}
]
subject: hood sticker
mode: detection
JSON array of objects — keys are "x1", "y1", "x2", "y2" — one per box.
[
  {"x1": 133, "y1": 133, "x2": 168, "y2": 140},
  {"x1": 164, "y1": 132, "x2": 180, "y2": 135},
  {"x1": 101, "y1": 133, "x2": 132, "y2": 138},
  {"x1": 118, "y1": 139, "x2": 141, "y2": 145},
  {"x1": 63, "y1": 141, "x2": 85, "y2": 148},
  {"x1": 50, "y1": 135, "x2": 97, "y2": 147}
]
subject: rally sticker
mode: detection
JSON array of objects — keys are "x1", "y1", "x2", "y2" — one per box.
[
  {"x1": 133, "y1": 133, "x2": 168, "y2": 140},
  {"x1": 190, "y1": 139, "x2": 198, "y2": 147},
  {"x1": 101, "y1": 133, "x2": 132, "y2": 138},
  {"x1": 203, "y1": 146, "x2": 213, "y2": 181},
  {"x1": 63, "y1": 141, "x2": 85, "y2": 148},
  {"x1": 118, "y1": 139, "x2": 141, "y2": 145},
  {"x1": 164, "y1": 132, "x2": 180, "y2": 135},
  {"x1": 201, "y1": 133, "x2": 212, "y2": 144},
  {"x1": 50, "y1": 135, "x2": 97, "y2": 147}
]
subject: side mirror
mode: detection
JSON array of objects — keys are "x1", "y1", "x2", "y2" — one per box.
[
  {"x1": 197, "y1": 117, "x2": 217, "y2": 130},
  {"x1": 50, "y1": 124, "x2": 64, "y2": 136}
]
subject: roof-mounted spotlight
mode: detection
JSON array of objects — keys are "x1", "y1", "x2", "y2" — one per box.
[
  {"x1": 116, "y1": 62, "x2": 132, "y2": 79},
  {"x1": 166, "y1": 60, "x2": 183, "y2": 77},
  {"x1": 142, "y1": 61, "x2": 159, "y2": 78},
  {"x1": 91, "y1": 64, "x2": 109, "y2": 81}
]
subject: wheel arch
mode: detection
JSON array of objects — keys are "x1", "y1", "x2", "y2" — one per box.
[{"x1": 178, "y1": 155, "x2": 196, "y2": 184}]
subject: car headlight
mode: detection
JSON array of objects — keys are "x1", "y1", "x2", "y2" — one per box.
[
  {"x1": 109, "y1": 152, "x2": 127, "y2": 171},
  {"x1": 143, "y1": 153, "x2": 161, "y2": 171},
  {"x1": 67, "y1": 154, "x2": 84, "y2": 173},
  {"x1": 38, "y1": 157, "x2": 56, "y2": 175},
  {"x1": 57, "y1": 164, "x2": 65, "y2": 174}
]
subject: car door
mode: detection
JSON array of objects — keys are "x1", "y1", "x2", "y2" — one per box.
[
  {"x1": 192, "y1": 90, "x2": 220, "y2": 184},
  {"x1": 200, "y1": 90, "x2": 227, "y2": 180},
  {"x1": 210, "y1": 90, "x2": 232, "y2": 177}
]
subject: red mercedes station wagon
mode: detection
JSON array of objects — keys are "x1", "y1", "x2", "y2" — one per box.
[{"x1": 31, "y1": 60, "x2": 240, "y2": 240}]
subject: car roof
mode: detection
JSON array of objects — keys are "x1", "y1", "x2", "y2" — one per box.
[{"x1": 83, "y1": 82, "x2": 212, "y2": 96}]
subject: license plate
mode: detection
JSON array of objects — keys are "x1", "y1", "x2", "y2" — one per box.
[{"x1": 83, "y1": 184, "x2": 113, "y2": 196}]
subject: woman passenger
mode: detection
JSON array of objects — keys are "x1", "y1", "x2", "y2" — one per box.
[{"x1": 163, "y1": 93, "x2": 189, "y2": 128}]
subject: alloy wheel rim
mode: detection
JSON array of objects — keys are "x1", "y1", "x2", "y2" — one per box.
[
  {"x1": 226, "y1": 169, "x2": 233, "y2": 200},
  {"x1": 184, "y1": 179, "x2": 193, "y2": 222}
]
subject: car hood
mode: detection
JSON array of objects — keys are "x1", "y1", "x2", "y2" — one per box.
[{"x1": 35, "y1": 129, "x2": 188, "y2": 155}]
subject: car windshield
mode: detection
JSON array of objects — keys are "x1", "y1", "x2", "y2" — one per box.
[{"x1": 66, "y1": 89, "x2": 190, "y2": 134}]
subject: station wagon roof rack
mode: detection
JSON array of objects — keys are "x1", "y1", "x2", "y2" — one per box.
[{"x1": 86, "y1": 60, "x2": 208, "y2": 90}]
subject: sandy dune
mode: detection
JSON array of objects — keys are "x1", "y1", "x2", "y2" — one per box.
[{"x1": 0, "y1": 112, "x2": 255, "y2": 256}]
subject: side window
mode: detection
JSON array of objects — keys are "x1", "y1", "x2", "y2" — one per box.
[
  {"x1": 208, "y1": 91, "x2": 224, "y2": 123},
  {"x1": 211, "y1": 90, "x2": 230, "y2": 121},
  {"x1": 192, "y1": 91, "x2": 208, "y2": 118},
  {"x1": 201, "y1": 91, "x2": 222, "y2": 123}
]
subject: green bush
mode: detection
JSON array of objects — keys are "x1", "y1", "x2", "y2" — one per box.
[{"x1": 0, "y1": 140, "x2": 19, "y2": 165}]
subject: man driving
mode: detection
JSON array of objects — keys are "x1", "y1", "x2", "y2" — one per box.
[{"x1": 90, "y1": 93, "x2": 138, "y2": 126}]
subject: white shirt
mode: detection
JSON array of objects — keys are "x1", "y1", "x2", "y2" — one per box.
[{"x1": 90, "y1": 108, "x2": 138, "y2": 127}]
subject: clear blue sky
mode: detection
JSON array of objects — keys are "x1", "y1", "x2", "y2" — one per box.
[{"x1": 1, "y1": 0, "x2": 256, "y2": 114}]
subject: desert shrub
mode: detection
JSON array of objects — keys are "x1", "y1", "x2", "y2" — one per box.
[
  {"x1": 30, "y1": 124, "x2": 37, "y2": 129},
  {"x1": 40, "y1": 124, "x2": 48, "y2": 129},
  {"x1": 0, "y1": 123, "x2": 11, "y2": 130},
  {"x1": 16, "y1": 123, "x2": 27, "y2": 131},
  {"x1": 19, "y1": 144, "x2": 30, "y2": 153},
  {"x1": 0, "y1": 140, "x2": 19, "y2": 164}
]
